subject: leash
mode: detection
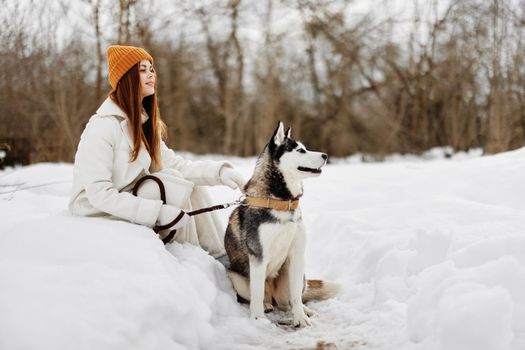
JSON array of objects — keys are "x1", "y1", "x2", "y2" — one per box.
[
  {"x1": 132, "y1": 175, "x2": 245, "y2": 244},
  {"x1": 132, "y1": 175, "x2": 301, "y2": 245},
  {"x1": 159, "y1": 197, "x2": 245, "y2": 244}
]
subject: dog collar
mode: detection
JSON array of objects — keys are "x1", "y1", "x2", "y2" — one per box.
[{"x1": 244, "y1": 196, "x2": 300, "y2": 211}]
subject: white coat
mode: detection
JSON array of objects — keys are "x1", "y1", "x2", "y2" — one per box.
[{"x1": 69, "y1": 97, "x2": 231, "y2": 256}]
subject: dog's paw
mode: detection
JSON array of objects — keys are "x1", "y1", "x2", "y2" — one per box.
[
  {"x1": 264, "y1": 302, "x2": 274, "y2": 313},
  {"x1": 250, "y1": 311, "x2": 268, "y2": 321},
  {"x1": 250, "y1": 302, "x2": 267, "y2": 321},
  {"x1": 303, "y1": 305, "x2": 316, "y2": 317},
  {"x1": 251, "y1": 314, "x2": 271, "y2": 326},
  {"x1": 292, "y1": 313, "x2": 311, "y2": 327}
]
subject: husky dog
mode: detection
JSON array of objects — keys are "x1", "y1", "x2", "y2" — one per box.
[{"x1": 224, "y1": 121, "x2": 339, "y2": 327}]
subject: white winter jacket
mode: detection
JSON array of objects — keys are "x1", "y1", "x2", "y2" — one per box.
[{"x1": 69, "y1": 97, "x2": 230, "y2": 227}]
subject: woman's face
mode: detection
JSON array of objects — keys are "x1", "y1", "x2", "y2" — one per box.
[{"x1": 139, "y1": 59, "x2": 155, "y2": 98}]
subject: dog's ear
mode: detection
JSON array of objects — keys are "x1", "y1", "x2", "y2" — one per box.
[
  {"x1": 272, "y1": 121, "x2": 285, "y2": 146},
  {"x1": 285, "y1": 127, "x2": 292, "y2": 139}
]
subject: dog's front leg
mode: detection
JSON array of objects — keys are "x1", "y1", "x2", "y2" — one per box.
[
  {"x1": 249, "y1": 257, "x2": 267, "y2": 320},
  {"x1": 288, "y1": 231, "x2": 311, "y2": 327}
]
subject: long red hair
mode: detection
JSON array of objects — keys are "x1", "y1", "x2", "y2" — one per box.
[{"x1": 109, "y1": 62, "x2": 166, "y2": 168}]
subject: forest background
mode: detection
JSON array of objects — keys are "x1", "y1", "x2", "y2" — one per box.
[{"x1": 1, "y1": 0, "x2": 525, "y2": 164}]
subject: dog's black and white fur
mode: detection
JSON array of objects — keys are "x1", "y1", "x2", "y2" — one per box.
[{"x1": 224, "y1": 122, "x2": 338, "y2": 327}]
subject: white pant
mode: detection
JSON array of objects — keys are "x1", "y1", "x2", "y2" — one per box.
[{"x1": 134, "y1": 169, "x2": 226, "y2": 257}]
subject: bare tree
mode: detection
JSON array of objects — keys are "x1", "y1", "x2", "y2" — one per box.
[
  {"x1": 2, "y1": 0, "x2": 525, "y2": 164},
  {"x1": 196, "y1": 1, "x2": 246, "y2": 155},
  {"x1": 83, "y1": 0, "x2": 104, "y2": 102}
]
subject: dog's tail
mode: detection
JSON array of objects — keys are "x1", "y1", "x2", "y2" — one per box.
[{"x1": 302, "y1": 279, "x2": 340, "y2": 302}]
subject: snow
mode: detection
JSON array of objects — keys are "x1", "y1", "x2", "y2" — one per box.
[{"x1": 1, "y1": 147, "x2": 525, "y2": 350}]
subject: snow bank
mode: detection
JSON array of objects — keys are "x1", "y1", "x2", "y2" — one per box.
[
  {"x1": 0, "y1": 164, "x2": 241, "y2": 350},
  {"x1": 1, "y1": 147, "x2": 525, "y2": 349},
  {"x1": 304, "y1": 148, "x2": 525, "y2": 350}
]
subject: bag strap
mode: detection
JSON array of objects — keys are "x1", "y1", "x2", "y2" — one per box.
[
  {"x1": 132, "y1": 175, "x2": 175, "y2": 243},
  {"x1": 132, "y1": 175, "x2": 166, "y2": 204}
]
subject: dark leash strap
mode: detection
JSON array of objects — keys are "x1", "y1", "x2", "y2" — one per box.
[
  {"x1": 132, "y1": 175, "x2": 243, "y2": 244},
  {"x1": 132, "y1": 175, "x2": 166, "y2": 203}
]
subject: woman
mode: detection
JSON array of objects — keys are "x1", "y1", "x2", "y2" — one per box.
[{"x1": 69, "y1": 45, "x2": 245, "y2": 257}]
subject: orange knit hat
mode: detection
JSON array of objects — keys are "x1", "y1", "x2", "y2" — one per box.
[{"x1": 106, "y1": 45, "x2": 154, "y2": 89}]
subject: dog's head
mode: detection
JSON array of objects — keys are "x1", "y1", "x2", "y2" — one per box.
[{"x1": 267, "y1": 121, "x2": 327, "y2": 179}]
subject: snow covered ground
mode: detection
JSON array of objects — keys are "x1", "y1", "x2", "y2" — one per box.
[{"x1": 1, "y1": 147, "x2": 524, "y2": 350}]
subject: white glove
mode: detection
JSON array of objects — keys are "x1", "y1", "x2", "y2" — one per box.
[
  {"x1": 157, "y1": 205, "x2": 191, "y2": 230},
  {"x1": 219, "y1": 167, "x2": 246, "y2": 190}
]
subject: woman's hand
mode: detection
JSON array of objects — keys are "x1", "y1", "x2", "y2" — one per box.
[
  {"x1": 157, "y1": 205, "x2": 191, "y2": 230},
  {"x1": 220, "y1": 167, "x2": 246, "y2": 190}
]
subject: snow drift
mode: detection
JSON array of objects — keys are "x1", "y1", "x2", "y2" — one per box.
[{"x1": 1, "y1": 148, "x2": 524, "y2": 349}]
